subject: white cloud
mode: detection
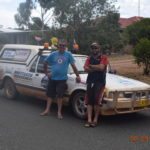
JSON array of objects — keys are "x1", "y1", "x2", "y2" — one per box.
[
  {"x1": 117, "y1": 0, "x2": 150, "y2": 17},
  {"x1": 0, "y1": 9, "x2": 16, "y2": 28},
  {"x1": 0, "y1": 0, "x2": 25, "y2": 28},
  {"x1": 0, "y1": 0, "x2": 12, "y2": 3}
]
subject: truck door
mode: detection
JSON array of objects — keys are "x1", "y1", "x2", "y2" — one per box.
[{"x1": 30, "y1": 55, "x2": 50, "y2": 99}]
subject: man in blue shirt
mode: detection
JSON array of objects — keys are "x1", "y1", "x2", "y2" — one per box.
[{"x1": 40, "y1": 39, "x2": 81, "y2": 119}]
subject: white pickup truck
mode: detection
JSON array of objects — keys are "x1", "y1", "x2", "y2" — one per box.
[{"x1": 0, "y1": 44, "x2": 150, "y2": 118}]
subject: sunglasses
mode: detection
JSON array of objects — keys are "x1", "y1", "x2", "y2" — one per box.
[
  {"x1": 59, "y1": 44, "x2": 66, "y2": 48},
  {"x1": 91, "y1": 46, "x2": 99, "y2": 50}
]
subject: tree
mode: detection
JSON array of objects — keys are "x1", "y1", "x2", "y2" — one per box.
[
  {"x1": 15, "y1": 0, "x2": 33, "y2": 29},
  {"x1": 95, "y1": 12, "x2": 123, "y2": 53},
  {"x1": 52, "y1": 0, "x2": 118, "y2": 52},
  {"x1": 133, "y1": 38, "x2": 150, "y2": 75},
  {"x1": 29, "y1": 17, "x2": 49, "y2": 30},
  {"x1": 53, "y1": 0, "x2": 117, "y2": 26},
  {"x1": 33, "y1": 0, "x2": 55, "y2": 34},
  {"x1": 15, "y1": 0, "x2": 54, "y2": 30},
  {"x1": 15, "y1": 0, "x2": 120, "y2": 50},
  {"x1": 126, "y1": 18, "x2": 150, "y2": 46}
]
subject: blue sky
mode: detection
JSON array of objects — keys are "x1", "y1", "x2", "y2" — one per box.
[{"x1": 0, "y1": 0, "x2": 149, "y2": 28}]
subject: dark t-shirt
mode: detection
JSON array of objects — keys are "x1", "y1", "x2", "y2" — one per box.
[{"x1": 84, "y1": 55, "x2": 108, "y2": 84}]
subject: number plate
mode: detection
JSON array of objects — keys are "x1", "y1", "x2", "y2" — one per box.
[{"x1": 139, "y1": 99, "x2": 149, "y2": 107}]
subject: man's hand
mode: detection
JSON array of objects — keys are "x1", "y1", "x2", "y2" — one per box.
[
  {"x1": 46, "y1": 73, "x2": 51, "y2": 78},
  {"x1": 89, "y1": 64, "x2": 93, "y2": 68},
  {"x1": 76, "y1": 76, "x2": 81, "y2": 83},
  {"x1": 84, "y1": 66, "x2": 93, "y2": 72},
  {"x1": 71, "y1": 63, "x2": 81, "y2": 83}
]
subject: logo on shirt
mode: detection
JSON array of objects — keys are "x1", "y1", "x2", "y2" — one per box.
[{"x1": 57, "y1": 58, "x2": 63, "y2": 64}]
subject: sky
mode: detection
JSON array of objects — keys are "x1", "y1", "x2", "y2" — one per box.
[{"x1": 0, "y1": 0, "x2": 149, "y2": 28}]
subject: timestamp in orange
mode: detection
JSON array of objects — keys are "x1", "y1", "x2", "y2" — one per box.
[{"x1": 129, "y1": 135, "x2": 150, "y2": 143}]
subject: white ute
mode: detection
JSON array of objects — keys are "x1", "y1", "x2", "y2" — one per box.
[{"x1": 0, "y1": 44, "x2": 150, "y2": 119}]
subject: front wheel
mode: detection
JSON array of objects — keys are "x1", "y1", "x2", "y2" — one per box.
[
  {"x1": 4, "y1": 78, "x2": 18, "y2": 99},
  {"x1": 71, "y1": 91, "x2": 87, "y2": 119}
]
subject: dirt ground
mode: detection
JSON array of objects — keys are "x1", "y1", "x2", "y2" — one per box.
[{"x1": 108, "y1": 54, "x2": 150, "y2": 85}]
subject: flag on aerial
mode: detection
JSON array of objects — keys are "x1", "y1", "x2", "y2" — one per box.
[
  {"x1": 50, "y1": 37, "x2": 58, "y2": 49},
  {"x1": 73, "y1": 39, "x2": 79, "y2": 53},
  {"x1": 34, "y1": 36, "x2": 42, "y2": 41}
]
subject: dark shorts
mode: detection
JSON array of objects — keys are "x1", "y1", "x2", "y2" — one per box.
[
  {"x1": 85, "y1": 82, "x2": 105, "y2": 106},
  {"x1": 46, "y1": 79, "x2": 67, "y2": 99}
]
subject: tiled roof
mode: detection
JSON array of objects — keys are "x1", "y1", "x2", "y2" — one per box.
[{"x1": 119, "y1": 16, "x2": 143, "y2": 28}]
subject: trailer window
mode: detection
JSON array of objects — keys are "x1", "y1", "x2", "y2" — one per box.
[{"x1": 0, "y1": 48, "x2": 31, "y2": 62}]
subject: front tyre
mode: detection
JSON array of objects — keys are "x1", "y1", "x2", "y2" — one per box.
[
  {"x1": 71, "y1": 91, "x2": 87, "y2": 119},
  {"x1": 4, "y1": 78, "x2": 18, "y2": 99}
]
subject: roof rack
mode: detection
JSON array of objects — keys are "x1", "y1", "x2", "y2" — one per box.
[{"x1": 38, "y1": 48, "x2": 51, "y2": 55}]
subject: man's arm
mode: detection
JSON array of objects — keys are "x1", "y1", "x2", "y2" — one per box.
[
  {"x1": 71, "y1": 63, "x2": 79, "y2": 76},
  {"x1": 44, "y1": 61, "x2": 48, "y2": 75},
  {"x1": 84, "y1": 57, "x2": 93, "y2": 73},
  {"x1": 71, "y1": 63, "x2": 81, "y2": 83},
  {"x1": 44, "y1": 61, "x2": 51, "y2": 78},
  {"x1": 89, "y1": 64, "x2": 106, "y2": 71},
  {"x1": 84, "y1": 66, "x2": 93, "y2": 73},
  {"x1": 89, "y1": 56, "x2": 108, "y2": 71}
]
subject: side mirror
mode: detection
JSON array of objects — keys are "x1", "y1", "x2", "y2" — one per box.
[
  {"x1": 109, "y1": 69, "x2": 117, "y2": 74},
  {"x1": 107, "y1": 63, "x2": 117, "y2": 74}
]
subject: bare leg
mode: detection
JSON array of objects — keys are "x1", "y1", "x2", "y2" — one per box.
[
  {"x1": 40, "y1": 97, "x2": 52, "y2": 116},
  {"x1": 93, "y1": 105, "x2": 100, "y2": 123},
  {"x1": 87, "y1": 105, "x2": 93, "y2": 123},
  {"x1": 57, "y1": 97, "x2": 63, "y2": 119}
]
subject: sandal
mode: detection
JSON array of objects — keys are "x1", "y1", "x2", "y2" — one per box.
[
  {"x1": 91, "y1": 122, "x2": 97, "y2": 127},
  {"x1": 84, "y1": 122, "x2": 92, "y2": 127}
]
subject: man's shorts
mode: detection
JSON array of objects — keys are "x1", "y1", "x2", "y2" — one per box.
[
  {"x1": 46, "y1": 79, "x2": 67, "y2": 99},
  {"x1": 85, "y1": 82, "x2": 105, "y2": 106}
]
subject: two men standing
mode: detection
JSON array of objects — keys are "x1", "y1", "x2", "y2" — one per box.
[{"x1": 41, "y1": 40, "x2": 108, "y2": 127}]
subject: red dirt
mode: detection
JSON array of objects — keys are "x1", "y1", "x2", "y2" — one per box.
[{"x1": 109, "y1": 57, "x2": 150, "y2": 85}]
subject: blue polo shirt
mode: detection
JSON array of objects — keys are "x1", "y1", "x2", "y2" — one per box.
[{"x1": 45, "y1": 51, "x2": 75, "y2": 80}]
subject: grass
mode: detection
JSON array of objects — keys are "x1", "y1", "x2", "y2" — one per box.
[{"x1": 108, "y1": 54, "x2": 134, "y2": 61}]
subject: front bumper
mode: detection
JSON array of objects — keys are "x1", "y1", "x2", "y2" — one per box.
[{"x1": 101, "y1": 90, "x2": 150, "y2": 115}]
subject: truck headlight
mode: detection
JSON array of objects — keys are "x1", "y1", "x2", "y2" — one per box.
[{"x1": 108, "y1": 92, "x2": 124, "y2": 99}]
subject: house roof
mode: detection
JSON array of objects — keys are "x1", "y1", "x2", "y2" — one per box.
[
  {"x1": 119, "y1": 16, "x2": 143, "y2": 28},
  {"x1": 0, "y1": 28, "x2": 26, "y2": 33},
  {"x1": 0, "y1": 28, "x2": 50, "y2": 34}
]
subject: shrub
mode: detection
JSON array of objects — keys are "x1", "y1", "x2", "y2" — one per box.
[{"x1": 133, "y1": 38, "x2": 150, "y2": 75}]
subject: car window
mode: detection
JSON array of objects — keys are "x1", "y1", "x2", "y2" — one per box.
[
  {"x1": 30, "y1": 57, "x2": 38, "y2": 72},
  {"x1": 37, "y1": 55, "x2": 51, "y2": 73},
  {"x1": 30, "y1": 55, "x2": 51, "y2": 73},
  {"x1": 37, "y1": 56, "x2": 45, "y2": 73}
]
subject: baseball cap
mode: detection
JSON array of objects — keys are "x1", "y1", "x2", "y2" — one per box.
[{"x1": 90, "y1": 42, "x2": 100, "y2": 49}]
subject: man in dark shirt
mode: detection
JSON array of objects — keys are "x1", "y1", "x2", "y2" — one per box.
[{"x1": 84, "y1": 42, "x2": 108, "y2": 127}]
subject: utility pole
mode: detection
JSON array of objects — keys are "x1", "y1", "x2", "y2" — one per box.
[{"x1": 138, "y1": 0, "x2": 140, "y2": 16}]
